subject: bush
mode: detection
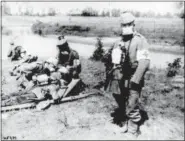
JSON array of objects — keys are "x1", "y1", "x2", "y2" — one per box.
[
  {"x1": 111, "y1": 9, "x2": 121, "y2": 17},
  {"x1": 101, "y1": 10, "x2": 110, "y2": 17},
  {"x1": 31, "y1": 21, "x2": 90, "y2": 36},
  {"x1": 90, "y1": 37, "x2": 104, "y2": 61},
  {"x1": 48, "y1": 8, "x2": 57, "y2": 16},
  {"x1": 166, "y1": 58, "x2": 182, "y2": 77},
  {"x1": 81, "y1": 7, "x2": 98, "y2": 17}
]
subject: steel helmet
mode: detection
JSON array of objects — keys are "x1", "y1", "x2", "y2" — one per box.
[
  {"x1": 56, "y1": 35, "x2": 67, "y2": 46},
  {"x1": 120, "y1": 12, "x2": 135, "y2": 24}
]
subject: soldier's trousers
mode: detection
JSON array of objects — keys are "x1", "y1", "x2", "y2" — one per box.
[{"x1": 113, "y1": 82, "x2": 142, "y2": 133}]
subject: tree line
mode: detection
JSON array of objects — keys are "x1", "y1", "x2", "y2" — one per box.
[
  {"x1": 68, "y1": 7, "x2": 184, "y2": 19},
  {"x1": 2, "y1": 2, "x2": 184, "y2": 18}
]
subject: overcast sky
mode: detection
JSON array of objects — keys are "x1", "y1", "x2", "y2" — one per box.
[{"x1": 6, "y1": 2, "x2": 180, "y2": 15}]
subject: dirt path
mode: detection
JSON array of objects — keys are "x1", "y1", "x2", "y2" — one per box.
[{"x1": 2, "y1": 95, "x2": 184, "y2": 140}]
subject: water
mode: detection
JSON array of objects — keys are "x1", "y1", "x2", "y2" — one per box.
[
  {"x1": 149, "y1": 52, "x2": 184, "y2": 69},
  {"x1": 70, "y1": 43, "x2": 184, "y2": 69},
  {"x1": 2, "y1": 35, "x2": 184, "y2": 69}
]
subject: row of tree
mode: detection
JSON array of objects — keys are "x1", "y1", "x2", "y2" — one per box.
[
  {"x1": 68, "y1": 7, "x2": 184, "y2": 18},
  {"x1": 2, "y1": 3, "x2": 57, "y2": 16},
  {"x1": 2, "y1": 3, "x2": 184, "y2": 18}
]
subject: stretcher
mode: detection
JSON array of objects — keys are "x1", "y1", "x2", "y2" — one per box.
[{"x1": 1, "y1": 79, "x2": 100, "y2": 112}]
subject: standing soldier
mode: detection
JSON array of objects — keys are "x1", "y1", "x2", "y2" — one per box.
[
  {"x1": 56, "y1": 35, "x2": 81, "y2": 81},
  {"x1": 103, "y1": 12, "x2": 150, "y2": 136}
]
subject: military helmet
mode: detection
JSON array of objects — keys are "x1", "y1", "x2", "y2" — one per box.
[
  {"x1": 56, "y1": 35, "x2": 67, "y2": 46},
  {"x1": 120, "y1": 12, "x2": 135, "y2": 24}
]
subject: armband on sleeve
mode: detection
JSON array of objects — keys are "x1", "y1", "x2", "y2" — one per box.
[
  {"x1": 137, "y1": 49, "x2": 150, "y2": 60},
  {"x1": 136, "y1": 38, "x2": 151, "y2": 61}
]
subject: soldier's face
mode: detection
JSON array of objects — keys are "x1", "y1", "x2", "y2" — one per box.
[{"x1": 121, "y1": 22, "x2": 135, "y2": 36}]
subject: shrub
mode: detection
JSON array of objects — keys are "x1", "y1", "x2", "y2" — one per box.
[
  {"x1": 90, "y1": 37, "x2": 104, "y2": 61},
  {"x1": 101, "y1": 10, "x2": 110, "y2": 17},
  {"x1": 166, "y1": 58, "x2": 182, "y2": 77},
  {"x1": 31, "y1": 21, "x2": 90, "y2": 36},
  {"x1": 48, "y1": 8, "x2": 57, "y2": 16},
  {"x1": 81, "y1": 7, "x2": 98, "y2": 17},
  {"x1": 111, "y1": 9, "x2": 121, "y2": 17}
]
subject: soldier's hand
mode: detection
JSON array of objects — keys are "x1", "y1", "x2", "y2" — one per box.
[
  {"x1": 66, "y1": 65, "x2": 74, "y2": 71},
  {"x1": 58, "y1": 66, "x2": 69, "y2": 74}
]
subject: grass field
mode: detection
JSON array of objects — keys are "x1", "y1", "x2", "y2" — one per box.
[
  {"x1": 2, "y1": 58, "x2": 184, "y2": 140},
  {"x1": 2, "y1": 16, "x2": 184, "y2": 46},
  {"x1": 1, "y1": 15, "x2": 185, "y2": 140}
]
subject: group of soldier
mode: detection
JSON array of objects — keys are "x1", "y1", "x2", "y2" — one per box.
[
  {"x1": 3, "y1": 34, "x2": 81, "y2": 106},
  {"x1": 3, "y1": 12, "x2": 151, "y2": 137}
]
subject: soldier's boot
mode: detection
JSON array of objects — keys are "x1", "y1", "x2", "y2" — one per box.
[
  {"x1": 127, "y1": 120, "x2": 141, "y2": 137},
  {"x1": 125, "y1": 89, "x2": 141, "y2": 137},
  {"x1": 121, "y1": 120, "x2": 128, "y2": 133}
]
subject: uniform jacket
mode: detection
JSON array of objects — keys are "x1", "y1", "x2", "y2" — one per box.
[
  {"x1": 58, "y1": 49, "x2": 79, "y2": 66},
  {"x1": 103, "y1": 32, "x2": 150, "y2": 88}
]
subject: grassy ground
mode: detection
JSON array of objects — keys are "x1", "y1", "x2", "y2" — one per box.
[
  {"x1": 1, "y1": 15, "x2": 184, "y2": 140},
  {"x1": 2, "y1": 57, "x2": 184, "y2": 140},
  {"x1": 2, "y1": 16, "x2": 184, "y2": 46}
]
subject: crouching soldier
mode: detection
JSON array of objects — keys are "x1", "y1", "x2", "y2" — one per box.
[
  {"x1": 7, "y1": 40, "x2": 38, "y2": 63},
  {"x1": 56, "y1": 35, "x2": 81, "y2": 81},
  {"x1": 7, "y1": 41, "x2": 26, "y2": 61},
  {"x1": 103, "y1": 12, "x2": 150, "y2": 136}
]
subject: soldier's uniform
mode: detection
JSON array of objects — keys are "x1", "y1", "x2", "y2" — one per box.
[
  {"x1": 13, "y1": 58, "x2": 58, "y2": 91},
  {"x1": 15, "y1": 62, "x2": 47, "y2": 79},
  {"x1": 7, "y1": 44, "x2": 26, "y2": 61},
  {"x1": 7, "y1": 40, "x2": 38, "y2": 63},
  {"x1": 19, "y1": 54, "x2": 38, "y2": 64},
  {"x1": 103, "y1": 12, "x2": 150, "y2": 136},
  {"x1": 56, "y1": 35, "x2": 81, "y2": 80}
]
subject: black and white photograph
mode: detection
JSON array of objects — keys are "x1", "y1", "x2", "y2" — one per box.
[{"x1": 1, "y1": 1, "x2": 184, "y2": 140}]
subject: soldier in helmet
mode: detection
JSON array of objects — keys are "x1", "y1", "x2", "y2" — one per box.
[
  {"x1": 7, "y1": 40, "x2": 27, "y2": 61},
  {"x1": 56, "y1": 35, "x2": 81, "y2": 81},
  {"x1": 102, "y1": 12, "x2": 150, "y2": 136},
  {"x1": 7, "y1": 36, "x2": 38, "y2": 62}
]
